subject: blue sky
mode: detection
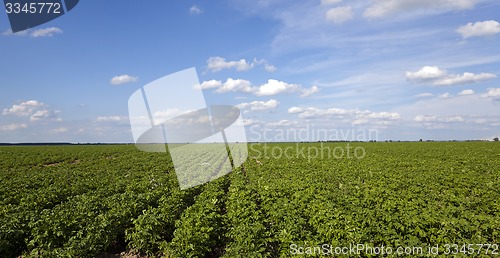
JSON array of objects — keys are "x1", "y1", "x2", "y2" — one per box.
[{"x1": 1, "y1": 0, "x2": 499, "y2": 142}]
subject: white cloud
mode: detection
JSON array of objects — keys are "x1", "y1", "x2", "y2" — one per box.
[
  {"x1": 363, "y1": 0, "x2": 477, "y2": 18},
  {"x1": 237, "y1": 99, "x2": 279, "y2": 111},
  {"x1": 254, "y1": 58, "x2": 277, "y2": 72},
  {"x1": 288, "y1": 105, "x2": 400, "y2": 127},
  {"x1": 110, "y1": 75, "x2": 138, "y2": 85},
  {"x1": 253, "y1": 58, "x2": 277, "y2": 72},
  {"x1": 189, "y1": 5, "x2": 203, "y2": 15},
  {"x1": 321, "y1": 0, "x2": 343, "y2": 5},
  {"x1": 288, "y1": 107, "x2": 304, "y2": 114},
  {"x1": 30, "y1": 110, "x2": 62, "y2": 122},
  {"x1": 395, "y1": 89, "x2": 500, "y2": 134},
  {"x1": 2, "y1": 27, "x2": 62, "y2": 37},
  {"x1": 255, "y1": 79, "x2": 300, "y2": 96},
  {"x1": 152, "y1": 108, "x2": 188, "y2": 124},
  {"x1": 3, "y1": 100, "x2": 62, "y2": 122},
  {"x1": 242, "y1": 119, "x2": 260, "y2": 126},
  {"x1": 288, "y1": 106, "x2": 399, "y2": 119},
  {"x1": 51, "y1": 127, "x2": 68, "y2": 133},
  {"x1": 458, "y1": 89, "x2": 475, "y2": 96},
  {"x1": 31, "y1": 27, "x2": 63, "y2": 37},
  {"x1": 414, "y1": 115, "x2": 435, "y2": 122},
  {"x1": 406, "y1": 66, "x2": 446, "y2": 82},
  {"x1": 196, "y1": 80, "x2": 222, "y2": 90},
  {"x1": 264, "y1": 64, "x2": 277, "y2": 72},
  {"x1": 414, "y1": 115, "x2": 464, "y2": 123},
  {"x1": 325, "y1": 6, "x2": 353, "y2": 25},
  {"x1": 457, "y1": 20, "x2": 500, "y2": 38},
  {"x1": 206, "y1": 57, "x2": 276, "y2": 72},
  {"x1": 367, "y1": 112, "x2": 401, "y2": 119},
  {"x1": 203, "y1": 78, "x2": 319, "y2": 97},
  {"x1": 215, "y1": 78, "x2": 254, "y2": 93},
  {"x1": 3, "y1": 100, "x2": 44, "y2": 116},
  {"x1": 268, "y1": 119, "x2": 299, "y2": 127},
  {"x1": 415, "y1": 92, "x2": 434, "y2": 98},
  {"x1": 433, "y1": 72, "x2": 496, "y2": 86},
  {"x1": 438, "y1": 92, "x2": 451, "y2": 99},
  {"x1": 207, "y1": 57, "x2": 254, "y2": 72},
  {"x1": 2, "y1": 29, "x2": 30, "y2": 36},
  {"x1": 398, "y1": 90, "x2": 500, "y2": 119},
  {"x1": 96, "y1": 116, "x2": 129, "y2": 122},
  {"x1": 0, "y1": 123, "x2": 27, "y2": 131},
  {"x1": 482, "y1": 88, "x2": 500, "y2": 100},
  {"x1": 406, "y1": 66, "x2": 496, "y2": 86},
  {"x1": 300, "y1": 85, "x2": 320, "y2": 97}
]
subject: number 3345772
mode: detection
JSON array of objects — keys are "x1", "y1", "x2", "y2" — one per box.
[{"x1": 5, "y1": 3, "x2": 61, "y2": 14}]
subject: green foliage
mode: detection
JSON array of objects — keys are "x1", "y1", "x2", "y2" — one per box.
[
  {"x1": 0, "y1": 142, "x2": 499, "y2": 257},
  {"x1": 166, "y1": 178, "x2": 229, "y2": 257},
  {"x1": 222, "y1": 173, "x2": 268, "y2": 257}
]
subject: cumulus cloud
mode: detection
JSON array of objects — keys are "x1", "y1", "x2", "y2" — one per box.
[
  {"x1": 325, "y1": 6, "x2": 354, "y2": 25},
  {"x1": 110, "y1": 74, "x2": 138, "y2": 85},
  {"x1": 2, "y1": 29, "x2": 30, "y2": 36},
  {"x1": 31, "y1": 27, "x2": 63, "y2": 37},
  {"x1": 242, "y1": 119, "x2": 261, "y2": 126},
  {"x1": 438, "y1": 92, "x2": 452, "y2": 99},
  {"x1": 321, "y1": 0, "x2": 343, "y2": 5},
  {"x1": 300, "y1": 85, "x2": 320, "y2": 97},
  {"x1": 200, "y1": 78, "x2": 318, "y2": 97},
  {"x1": 288, "y1": 106, "x2": 400, "y2": 128},
  {"x1": 434, "y1": 73, "x2": 496, "y2": 86},
  {"x1": 237, "y1": 99, "x2": 279, "y2": 111},
  {"x1": 482, "y1": 88, "x2": 500, "y2": 100},
  {"x1": 152, "y1": 108, "x2": 190, "y2": 124},
  {"x1": 287, "y1": 106, "x2": 400, "y2": 122},
  {"x1": 195, "y1": 80, "x2": 222, "y2": 90},
  {"x1": 366, "y1": 112, "x2": 401, "y2": 119},
  {"x1": 254, "y1": 79, "x2": 300, "y2": 96},
  {"x1": 206, "y1": 57, "x2": 276, "y2": 72},
  {"x1": 3, "y1": 100, "x2": 44, "y2": 116},
  {"x1": 3, "y1": 100, "x2": 62, "y2": 122},
  {"x1": 414, "y1": 90, "x2": 476, "y2": 100},
  {"x1": 207, "y1": 57, "x2": 254, "y2": 72},
  {"x1": 457, "y1": 20, "x2": 500, "y2": 38},
  {"x1": 415, "y1": 92, "x2": 434, "y2": 98},
  {"x1": 189, "y1": 5, "x2": 203, "y2": 15},
  {"x1": 2, "y1": 27, "x2": 63, "y2": 37},
  {"x1": 406, "y1": 66, "x2": 446, "y2": 82},
  {"x1": 264, "y1": 64, "x2": 277, "y2": 72},
  {"x1": 0, "y1": 123, "x2": 27, "y2": 131},
  {"x1": 254, "y1": 80, "x2": 318, "y2": 97},
  {"x1": 458, "y1": 89, "x2": 475, "y2": 96},
  {"x1": 96, "y1": 116, "x2": 129, "y2": 122},
  {"x1": 406, "y1": 66, "x2": 496, "y2": 86},
  {"x1": 268, "y1": 119, "x2": 300, "y2": 127},
  {"x1": 414, "y1": 115, "x2": 464, "y2": 123},
  {"x1": 51, "y1": 127, "x2": 68, "y2": 134},
  {"x1": 30, "y1": 110, "x2": 62, "y2": 122},
  {"x1": 288, "y1": 107, "x2": 304, "y2": 114},
  {"x1": 253, "y1": 58, "x2": 278, "y2": 72},
  {"x1": 363, "y1": 0, "x2": 476, "y2": 18},
  {"x1": 215, "y1": 78, "x2": 254, "y2": 93}
]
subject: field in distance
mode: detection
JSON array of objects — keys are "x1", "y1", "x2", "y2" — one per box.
[{"x1": 0, "y1": 142, "x2": 499, "y2": 257}]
